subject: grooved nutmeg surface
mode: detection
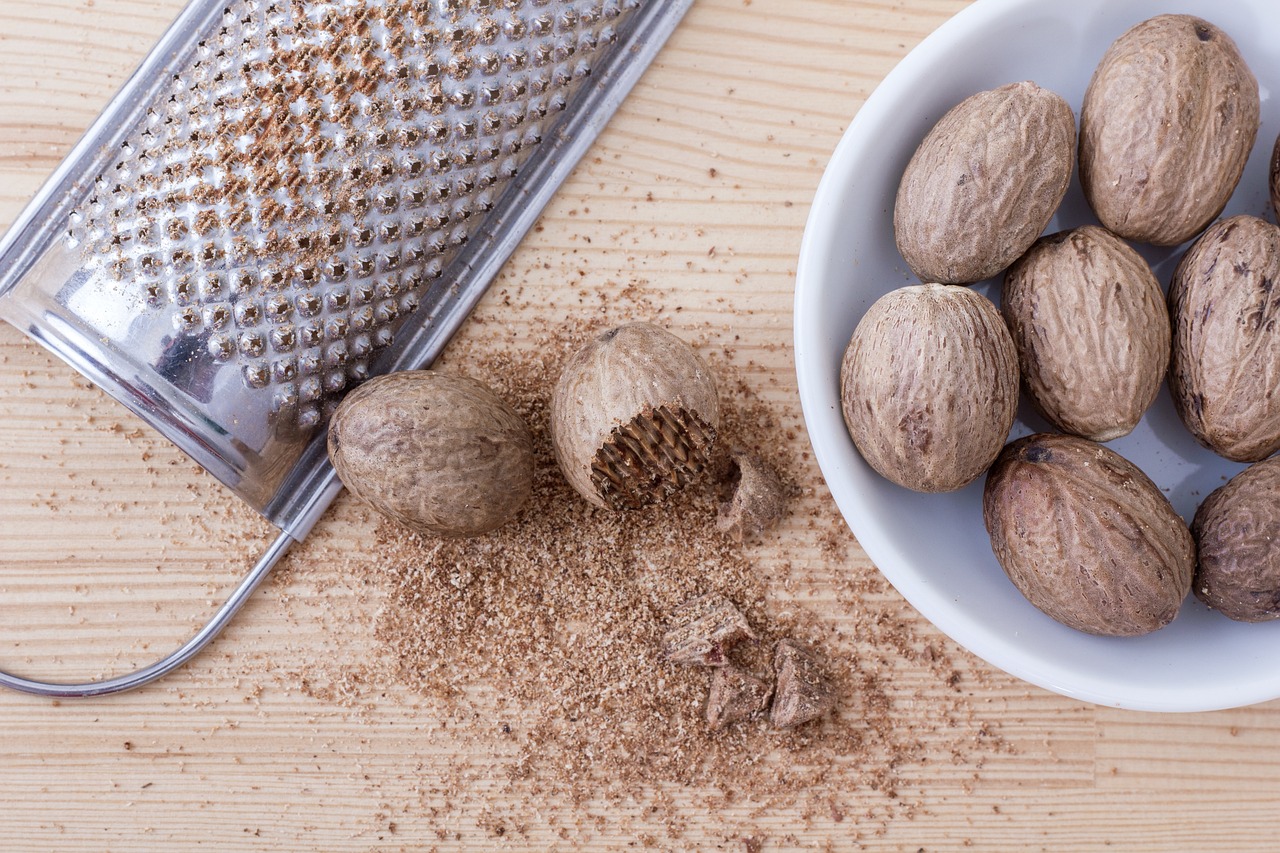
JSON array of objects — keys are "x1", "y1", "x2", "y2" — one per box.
[
  {"x1": 551, "y1": 322, "x2": 719, "y2": 509},
  {"x1": 1169, "y1": 215, "x2": 1280, "y2": 462},
  {"x1": 1271, "y1": 131, "x2": 1280, "y2": 220},
  {"x1": 1192, "y1": 456, "x2": 1280, "y2": 622},
  {"x1": 893, "y1": 81, "x2": 1075, "y2": 285},
  {"x1": 840, "y1": 284, "x2": 1019, "y2": 493},
  {"x1": 1002, "y1": 225, "x2": 1170, "y2": 442},
  {"x1": 1080, "y1": 14, "x2": 1259, "y2": 246},
  {"x1": 327, "y1": 370, "x2": 534, "y2": 538},
  {"x1": 983, "y1": 433, "x2": 1195, "y2": 637}
]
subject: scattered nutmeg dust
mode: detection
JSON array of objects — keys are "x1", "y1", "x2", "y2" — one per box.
[{"x1": 262, "y1": 285, "x2": 1011, "y2": 847}]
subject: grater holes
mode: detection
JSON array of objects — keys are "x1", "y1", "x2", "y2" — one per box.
[
  {"x1": 299, "y1": 349, "x2": 322, "y2": 377},
  {"x1": 350, "y1": 305, "x2": 375, "y2": 331},
  {"x1": 239, "y1": 331, "x2": 267, "y2": 358},
  {"x1": 273, "y1": 358, "x2": 297, "y2": 383},
  {"x1": 235, "y1": 300, "x2": 263, "y2": 327},
  {"x1": 299, "y1": 376, "x2": 322, "y2": 403},
  {"x1": 244, "y1": 362, "x2": 271, "y2": 390},
  {"x1": 71, "y1": 0, "x2": 642, "y2": 419},
  {"x1": 295, "y1": 291, "x2": 322, "y2": 318},
  {"x1": 348, "y1": 360, "x2": 371, "y2": 384},
  {"x1": 177, "y1": 305, "x2": 203, "y2": 332},
  {"x1": 323, "y1": 368, "x2": 346, "y2": 393},
  {"x1": 204, "y1": 303, "x2": 232, "y2": 329},
  {"x1": 208, "y1": 334, "x2": 236, "y2": 362},
  {"x1": 324, "y1": 316, "x2": 349, "y2": 341},
  {"x1": 271, "y1": 324, "x2": 298, "y2": 353}
]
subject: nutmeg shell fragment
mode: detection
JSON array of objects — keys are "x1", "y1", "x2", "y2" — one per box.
[
  {"x1": 705, "y1": 665, "x2": 772, "y2": 731},
  {"x1": 769, "y1": 640, "x2": 835, "y2": 729},
  {"x1": 552, "y1": 322, "x2": 719, "y2": 510},
  {"x1": 715, "y1": 449, "x2": 788, "y2": 543},
  {"x1": 660, "y1": 593, "x2": 756, "y2": 667}
]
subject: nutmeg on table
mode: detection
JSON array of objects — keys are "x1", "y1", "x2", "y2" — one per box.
[{"x1": 326, "y1": 322, "x2": 789, "y2": 542}]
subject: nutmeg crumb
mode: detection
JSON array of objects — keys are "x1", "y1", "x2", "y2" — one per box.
[
  {"x1": 770, "y1": 639, "x2": 836, "y2": 729},
  {"x1": 662, "y1": 592, "x2": 757, "y2": 666},
  {"x1": 706, "y1": 664, "x2": 772, "y2": 730},
  {"x1": 716, "y1": 448, "x2": 788, "y2": 543}
]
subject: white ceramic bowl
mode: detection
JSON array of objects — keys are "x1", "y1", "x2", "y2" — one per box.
[{"x1": 795, "y1": 0, "x2": 1280, "y2": 712}]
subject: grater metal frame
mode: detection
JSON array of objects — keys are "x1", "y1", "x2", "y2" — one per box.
[{"x1": 0, "y1": 0, "x2": 694, "y2": 697}]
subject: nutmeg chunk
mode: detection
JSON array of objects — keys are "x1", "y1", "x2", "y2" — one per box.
[
  {"x1": 1192, "y1": 456, "x2": 1280, "y2": 622},
  {"x1": 551, "y1": 323, "x2": 720, "y2": 510},
  {"x1": 715, "y1": 449, "x2": 788, "y2": 543},
  {"x1": 1080, "y1": 15, "x2": 1259, "y2": 246},
  {"x1": 661, "y1": 593, "x2": 756, "y2": 666},
  {"x1": 1169, "y1": 216, "x2": 1280, "y2": 462},
  {"x1": 769, "y1": 640, "x2": 835, "y2": 729},
  {"x1": 705, "y1": 665, "x2": 772, "y2": 730}
]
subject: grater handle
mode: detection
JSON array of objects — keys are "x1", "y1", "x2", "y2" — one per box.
[{"x1": 0, "y1": 529, "x2": 295, "y2": 698}]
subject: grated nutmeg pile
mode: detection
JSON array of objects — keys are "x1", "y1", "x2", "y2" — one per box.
[{"x1": 271, "y1": 286, "x2": 1007, "y2": 845}]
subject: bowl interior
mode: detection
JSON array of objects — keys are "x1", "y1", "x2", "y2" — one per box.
[{"x1": 795, "y1": 0, "x2": 1280, "y2": 712}]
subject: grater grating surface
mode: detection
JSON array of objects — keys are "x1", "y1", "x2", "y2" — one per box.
[
  {"x1": 0, "y1": 0, "x2": 690, "y2": 695},
  {"x1": 0, "y1": 0, "x2": 691, "y2": 527},
  {"x1": 70, "y1": 0, "x2": 633, "y2": 434}
]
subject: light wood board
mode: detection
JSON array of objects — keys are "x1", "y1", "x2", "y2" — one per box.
[{"x1": 0, "y1": 0, "x2": 1278, "y2": 849}]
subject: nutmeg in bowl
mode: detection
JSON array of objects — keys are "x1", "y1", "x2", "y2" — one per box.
[{"x1": 795, "y1": 0, "x2": 1280, "y2": 712}]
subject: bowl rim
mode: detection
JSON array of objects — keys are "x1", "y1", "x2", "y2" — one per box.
[{"x1": 793, "y1": 0, "x2": 1280, "y2": 713}]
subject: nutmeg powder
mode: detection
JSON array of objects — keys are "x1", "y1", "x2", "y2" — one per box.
[{"x1": 269, "y1": 285, "x2": 1006, "y2": 845}]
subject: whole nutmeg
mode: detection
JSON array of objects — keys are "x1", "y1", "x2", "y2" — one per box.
[
  {"x1": 327, "y1": 371, "x2": 534, "y2": 538},
  {"x1": 1002, "y1": 225, "x2": 1170, "y2": 442},
  {"x1": 1192, "y1": 456, "x2": 1280, "y2": 622},
  {"x1": 894, "y1": 81, "x2": 1075, "y2": 284},
  {"x1": 840, "y1": 284, "x2": 1019, "y2": 492},
  {"x1": 551, "y1": 322, "x2": 719, "y2": 509},
  {"x1": 983, "y1": 433, "x2": 1195, "y2": 637},
  {"x1": 1169, "y1": 215, "x2": 1280, "y2": 462},
  {"x1": 1079, "y1": 15, "x2": 1259, "y2": 246}
]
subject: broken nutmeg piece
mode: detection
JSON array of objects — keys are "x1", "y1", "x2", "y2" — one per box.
[
  {"x1": 661, "y1": 593, "x2": 757, "y2": 667},
  {"x1": 716, "y1": 449, "x2": 788, "y2": 543},
  {"x1": 705, "y1": 664, "x2": 772, "y2": 731},
  {"x1": 769, "y1": 639, "x2": 835, "y2": 729}
]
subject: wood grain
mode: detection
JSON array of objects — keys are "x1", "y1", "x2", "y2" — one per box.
[{"x1": 0, "y1": 0, "x2": 1278, "y2": 850}]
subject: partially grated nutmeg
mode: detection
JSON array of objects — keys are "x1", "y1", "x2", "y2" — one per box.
[
  {"x1": 551, "y1": 322, "x2": 720, "y2": 509},
  {"x1": 591, "y1": 404, "x2": 717, "y2": 509}
]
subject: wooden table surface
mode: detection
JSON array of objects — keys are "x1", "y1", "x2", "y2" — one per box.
[{"x1": 1, "y1": 0, "x2": 1278, "y2": 850}]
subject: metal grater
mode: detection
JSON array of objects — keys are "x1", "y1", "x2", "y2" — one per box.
[{"x1": 0, "y1": 0, "x2": 692, "y2": 696}]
